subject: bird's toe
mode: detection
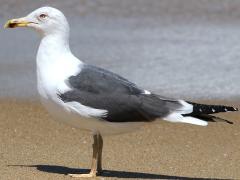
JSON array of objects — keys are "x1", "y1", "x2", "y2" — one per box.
[{"x1": 68, "y1": 172, "x2": 97, "y2": 178}]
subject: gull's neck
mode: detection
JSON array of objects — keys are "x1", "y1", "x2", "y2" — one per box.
[
  {"x1": 37, "y1": 31, "x2": 83, "y2": 67},
  {"x1": 38, "y1": 33, "x2": 71, "y2": 58},
  {"x1": 36, "y1": 32, "x2": 83, "y2": 91}
]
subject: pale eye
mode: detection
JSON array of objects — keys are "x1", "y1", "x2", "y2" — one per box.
[{"x1": 39, "y1": 14, "x2": 47, "y2": 19}]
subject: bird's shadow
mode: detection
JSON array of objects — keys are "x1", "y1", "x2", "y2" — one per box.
[{"x1": 8, "y1": 164, "x2": 232, "y2": 180}]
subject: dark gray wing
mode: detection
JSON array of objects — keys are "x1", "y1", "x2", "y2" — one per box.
[
  {"x1": 58, "y1": 64, "x2": 182, "y2": 122},
  {"x1": 67, "y1": 64, "x2": 143, "y2": 95}
]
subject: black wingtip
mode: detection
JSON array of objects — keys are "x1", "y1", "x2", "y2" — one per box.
[
  {"x1": 223, "y1": 106, "x2": 238, "y2": 112},
  {"x1": 228, "y1": 106, "x2": 239, "y2": 112},
  {"x1": 188, "y1": 101, "x2": 239, "y2": 115}
]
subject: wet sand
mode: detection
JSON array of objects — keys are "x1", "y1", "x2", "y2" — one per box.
[{"x1": 0, "y1": 99, "x2": 239, "y2": 179}]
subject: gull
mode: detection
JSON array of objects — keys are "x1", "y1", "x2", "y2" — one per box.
[{"x1": 4, "y1": 7, "x2": 238, "y2": 178}]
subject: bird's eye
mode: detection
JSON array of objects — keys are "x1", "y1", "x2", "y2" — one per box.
[{"x1": 39, "y1": 14, "x2": 47, "y2": 19}]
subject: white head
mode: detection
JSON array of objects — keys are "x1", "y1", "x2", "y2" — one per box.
[{"x1": 4, "y1": 7, "x2": 69, "y2": 37}]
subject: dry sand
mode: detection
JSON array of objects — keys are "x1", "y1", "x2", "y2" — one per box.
[{"x1": 0, "y1": 99, "x2": 240, "y2": 180}]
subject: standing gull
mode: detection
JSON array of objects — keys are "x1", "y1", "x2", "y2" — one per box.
[{"x1": 4, "y1": 7, "x2": 238, "y2": 178}]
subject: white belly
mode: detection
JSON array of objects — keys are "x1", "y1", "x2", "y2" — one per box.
[{"x1": 39, "y1": 96, "x2": 145, "y2": 135}]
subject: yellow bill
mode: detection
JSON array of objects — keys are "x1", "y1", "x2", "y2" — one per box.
[{"x1": 4, "y1": 18, "x2": 30, "y2": 28}]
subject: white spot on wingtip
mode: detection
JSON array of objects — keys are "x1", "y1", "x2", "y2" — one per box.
[
  {"x1": 199, "y1": 108, "x2": 202, "y2": 112},
  {"x1": 212, "y1": 108, "x2": 216, "y2": 112},
  {"x1": 143, "y1": 90, "x2": 151, "y2": 95},
  {"x1": 224, "y1": 108, "x2": 228, "y2": 112}
]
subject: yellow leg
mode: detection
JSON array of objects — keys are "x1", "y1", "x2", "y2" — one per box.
[
  {"x1": 97, "y1": 134, "x2": 103, "y2": 173},
  {"x1": 69, "y1": 134, "x2": 103, "y2": 178}
]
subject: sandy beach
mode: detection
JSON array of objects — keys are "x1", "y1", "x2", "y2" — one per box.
[{"x1": 0, "y1": 99, "x2": 239, "y2": 180}]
